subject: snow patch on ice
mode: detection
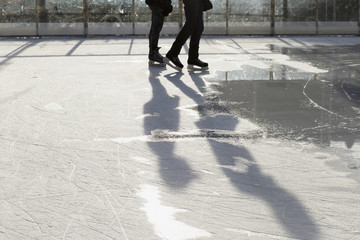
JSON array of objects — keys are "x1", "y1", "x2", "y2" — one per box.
[{"x1": 137, "y1": 185, "x2": 212, "y2": 240}]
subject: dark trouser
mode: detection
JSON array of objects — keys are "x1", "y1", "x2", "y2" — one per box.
[
  {"x1": 168, "y1": 0, "x2": 204, "y2": 61},
  {"x1": 149, "y1": 5, "x2": 165, "y2": 52}
]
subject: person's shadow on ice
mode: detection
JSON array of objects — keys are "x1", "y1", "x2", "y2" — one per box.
[
  {"x1": 143, "y1": 67, "x2": 196, "y2": 189},
  {"x1": 166, "y1": 70, "x2": 320, "y2": 240}
]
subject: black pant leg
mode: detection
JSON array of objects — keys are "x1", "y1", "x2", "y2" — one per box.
[
  {"x1": 149, "y1": 5, "x2": 165, "y2": 52},
  {"x1": 168, "y1": 0, "x2": 202, "y2": 56},
  {"x1": 188, "y1": 1, "x2": 204, "y2": 61}
]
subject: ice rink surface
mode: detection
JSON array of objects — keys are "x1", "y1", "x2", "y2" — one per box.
[{"x1": 0, "y1": 36, "x2": 360, "y2": 239}]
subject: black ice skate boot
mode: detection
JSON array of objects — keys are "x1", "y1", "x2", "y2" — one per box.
[
  {"x1": 187, "y1": 59, "x2": 209, "y2": 71},
  {"x1": 164, "y1": 53, "x2": 184, "y2": 71},
  {"x1": 148, "y1": 47, "x2": 166, "y2": 67}
]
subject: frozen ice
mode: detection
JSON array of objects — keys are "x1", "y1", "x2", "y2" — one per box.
[{"x1": 0, "y1": 36, "x2": 359, "y2": 240}]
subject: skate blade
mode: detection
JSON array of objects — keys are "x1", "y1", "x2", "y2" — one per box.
[
  {"x1": 187, "y1": 64, "x2": 209, "y2": 71},
  {"x1": 164, "y1": 57, "x2": 183, "y2": 72},
  {"x1": 149, "y1": 60, "x2": 166, "y2": 67}
]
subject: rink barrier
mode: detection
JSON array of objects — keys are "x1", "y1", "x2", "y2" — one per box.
[{"x1": 0, "y1": 0, "x2": 360, "y2": 37}]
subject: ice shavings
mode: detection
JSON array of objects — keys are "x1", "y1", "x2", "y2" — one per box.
[{"x1": 151, "y1": 129, "x2": 264, "y2": 141}]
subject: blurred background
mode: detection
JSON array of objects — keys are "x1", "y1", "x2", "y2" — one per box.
[{"x1": 0, "y1": 0, "x2": 359, "y2": 36}]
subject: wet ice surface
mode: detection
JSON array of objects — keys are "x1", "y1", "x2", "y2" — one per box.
[
  {"x1": 0, "y1": 36, "x2": 360, "y2": 240},
  {"x1": 203, "y1": 43, "x2": 360, "y2": 183}
]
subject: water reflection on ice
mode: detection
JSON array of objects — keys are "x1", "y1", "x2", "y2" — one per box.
[{"x1": 201, "y1": 44, "x2": 360, "y2": 150}]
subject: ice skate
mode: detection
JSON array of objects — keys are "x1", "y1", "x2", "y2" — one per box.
[
  {"x1": 187, "y1": 59, "x2": 209, "y2": 71},
  {"x1": 164, "y1": 54, "x2": 183, "y2": 72},
  {"x1": 148, "y1": 47, "x2": 166, "y2": 67}
]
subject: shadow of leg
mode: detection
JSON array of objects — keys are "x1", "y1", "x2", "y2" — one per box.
[{"x1": 143, "y1": 68, "x2": 197, "y2": 189}]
